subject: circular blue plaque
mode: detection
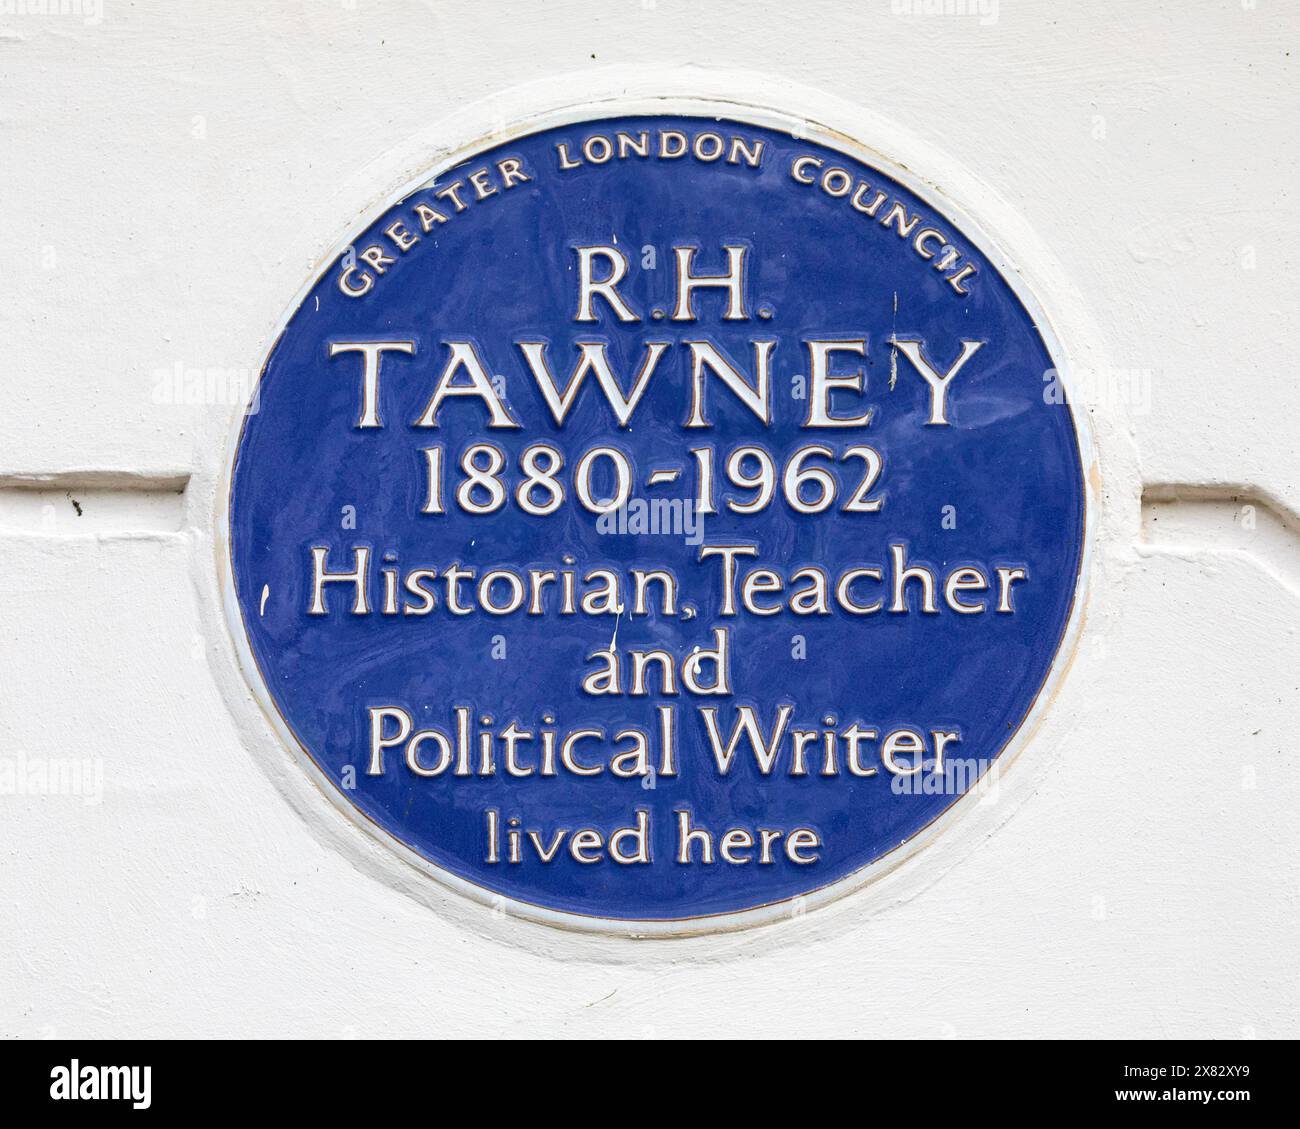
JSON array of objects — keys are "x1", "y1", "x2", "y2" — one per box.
[{"x1": 227, "y1": 110, "x2": 1086, "y2": 929}]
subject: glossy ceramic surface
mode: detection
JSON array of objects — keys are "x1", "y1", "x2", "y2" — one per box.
[{"x1": 228, "y1": 112, "x2": 1085, "y2": 923}]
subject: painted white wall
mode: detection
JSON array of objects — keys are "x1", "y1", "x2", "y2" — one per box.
[{"x1": 1, "y1": 0, "x2": 1296, "y2": 1038}]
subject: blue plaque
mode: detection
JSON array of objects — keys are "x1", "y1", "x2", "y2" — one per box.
[{"x1": 225, "y1": 110, "x2": 1087, "y2": 930}]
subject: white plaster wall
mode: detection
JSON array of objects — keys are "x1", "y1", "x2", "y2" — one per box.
[{"x1": 1, "y1": 0, "x2": 1296, "y2": 1038}]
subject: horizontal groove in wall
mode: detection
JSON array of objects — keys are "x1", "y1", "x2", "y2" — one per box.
[
  {"x1": 0, "y1": 473, "x2": 191, "y2": 536},
  {"x1": 1141, "y1": 483, "x2": 1300, "y2": 598}
]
